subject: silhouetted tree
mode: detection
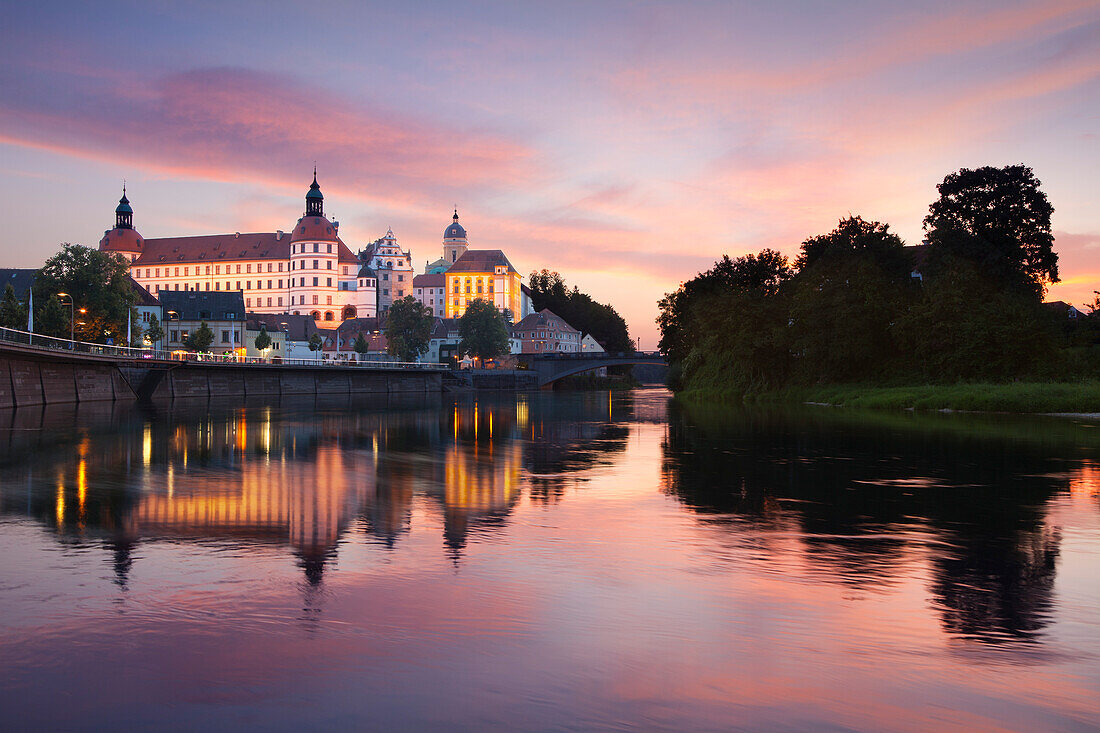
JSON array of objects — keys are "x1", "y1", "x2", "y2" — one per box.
[
  {"x1": 385, "y1": 295, "x2": 433, "y2": 361},
  {"x1": 458, "y1": 298, "x2": 510, "y2": 362}
]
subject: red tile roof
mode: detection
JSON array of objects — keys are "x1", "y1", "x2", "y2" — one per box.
[
  {"x1": 413, "y1": 273, "x2": 445, "y2": 287},
  {"x1": 447, "y1": 249, "x2": 518, "y2": 274},
  {"x1": 131, "y1": 232, "x2": 357, "y2": 267}
]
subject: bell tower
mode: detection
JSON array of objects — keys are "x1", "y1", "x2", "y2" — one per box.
[{"x1": 443, "y1": 209, "x2": 468, "y2": 264}]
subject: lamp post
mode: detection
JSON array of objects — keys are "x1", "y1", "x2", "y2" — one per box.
[{"x1": 57, "y1": 293, "x2": 74, "y2": 345}]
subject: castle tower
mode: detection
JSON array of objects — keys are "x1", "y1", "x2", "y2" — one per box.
[
  {"x1": 289, "y1": 170, "x2": 340, "y2": 322},
  {"x1": 98, "y1": 186, "x2": 144, "y2": 262},
  {"x1": 443, "y1": 209, "x2": 468, "y2": 264}
]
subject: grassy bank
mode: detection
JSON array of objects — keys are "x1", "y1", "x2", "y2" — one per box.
[{"x1": 680, "y1": 381, "x2": 1100, "y2": 413}]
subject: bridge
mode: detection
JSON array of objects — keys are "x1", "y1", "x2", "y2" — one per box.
[
  {"x1": 0, "y1": 327, "x2": 445, "y2": 406},
  {"x1": 516, "y1": 351, "x2": 667, "y2": 388}
]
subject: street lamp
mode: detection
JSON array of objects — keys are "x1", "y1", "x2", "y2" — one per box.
[{"x1": 57, "y1": 293, "x2": 74, "y2": 344}]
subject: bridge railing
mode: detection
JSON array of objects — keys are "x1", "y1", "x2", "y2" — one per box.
[
  {"x1": 0, "y1": 327, "x2": 444, "y2": 370},
  {"x1": 521, "y1": 350, "x2": 665, "y2": 361}
]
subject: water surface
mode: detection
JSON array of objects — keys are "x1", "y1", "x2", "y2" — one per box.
[{"x1": 0, "y1": 390, "x2": 1098, "y2": 731}]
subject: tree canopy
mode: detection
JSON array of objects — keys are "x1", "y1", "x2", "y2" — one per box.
[
  {"x1": 528, "y1": 270, "x2": 632, "y2": 353},
  {"x1": 924, "y1": 165, "x2": 1057, "y2": 297},
  {"x1": 144, "y1": 313, "x2": 164, "y2": 348},
  {"x1": 385, "y1": 296, "x2": 434, "y2": 361},
  {"x1": 657, "y1": 167, "x2": 1085, "y2": 396},
  {"x1": 308, "y1": 333, "x2": 324, "y2": 352},
  {"x1": 254, "y1": 325, "x2": 272, "y2": 352},
  {"x1": 184, "y1": 321, "x2": 215, "y2": 352},
  {"x1": 458, "y1": 298, "x2": 511, "y2": 362},
  {"x1": 33, "y1": 244, "x2": 137, "y2": 344},
  {"x1": 0, "y1": 284, "x2": 27, "y2": 330},
  {"x1": 353, "y1": 333, "x2": 369, "y2": 354}
]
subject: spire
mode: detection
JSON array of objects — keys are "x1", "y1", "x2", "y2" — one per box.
[
  {"x1": 453, "y1": 208, "x2": 459, "y2": 223},
  {"x1": 305, "y1": 168, "x2": 324, "y2": 217},
  {"x1": 115, "y1": 184, "x2": 133, "y2": 229}
]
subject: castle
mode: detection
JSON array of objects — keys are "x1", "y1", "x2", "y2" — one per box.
[{"x1": 99, "y1": 173, "x2": 533, "y2": 326}]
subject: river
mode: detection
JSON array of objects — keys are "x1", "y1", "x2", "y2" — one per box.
[{"x1": 0, "y1": 388, "x2": 1097, "y2": 731}]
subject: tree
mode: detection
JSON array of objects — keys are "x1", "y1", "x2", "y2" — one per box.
[
  {"x1": 35, "y1": 295, "x2": 69, "y2": 339},
  {"x1": 144, "y1": 313, "x2": 164, "y2": 348},
  {"x1": 0, "y1": 284, "x2": 27, "y2": 329},
  {"x1": 184, "y1": 321, "x2": 215, "y2": 352},
  {"x1": 33, "y1": 243, "x2": 136, "y2": 343},
  {"x1": 353, "y1": 333, "x2": 369, "y2": 354},
  {"x1": 308, "y1": 333, "x2": 324, "y2": 352},
  {"x1": 254, "y1": 325, "x2": 272, "y2": 353},
  {"x1": 458, "y1": 298, "x2": 510, "y2": 363},
  {"x1": 924, "y1": 165, "x2": 1057, "y2": 297},
  {"x1": 385, "y1": 295, "x2": 433, "y2": 361},
  {"x1": 787, "y1": 216, "x2": 913, "y2": 382},
  {"x1": 528, "y1": 270, "x2": 632, "y2": 353},
  {"x1": 657, "y1": 249, "x2": 793, "y2": 388}
]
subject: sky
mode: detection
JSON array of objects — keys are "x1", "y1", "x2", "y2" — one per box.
[{"x1": 1, "y1": 0, "x2": 1098, "y2": 345}]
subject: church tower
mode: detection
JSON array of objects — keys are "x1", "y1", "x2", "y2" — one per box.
[
  {"x1": 443, "y1": 209, "x2": 468, "y2": 264},
  {"x1": 98, "y1": 185, "x2": 144, "y2": 262},
  {"x1": 289, "y1": 169, "x2": 340, "y2": 321}
]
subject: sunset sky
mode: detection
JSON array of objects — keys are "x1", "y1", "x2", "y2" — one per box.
[{"x1": 1, "y1": 0, "x2": 1098, "y2": 344}]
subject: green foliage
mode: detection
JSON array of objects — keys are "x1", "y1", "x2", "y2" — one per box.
[
  {"x1": 33, "y1": 243, "x2": 136, "y2": 344},
  {"x1": 659, "y1": 166, "x2": 1082, "y2": 404},
  {"x1": 35, "y1": 295, "x2": 69, "y2": 339},
  {"x1": 385, "y1": 295, "x2": 433, "y2": 361},
  {"x1": 353, "y1": 333, "x2": 369, "y2": 354},
  {"x1": 308, "y1": 333, "x2": 324, "y2": 352},
  {"x1": 658, "y1": 249, "x2": 793, "y2": 389},
  {"x1": 184, "y1": 321, "x2": 215, "y2": 352},
  {"x1": 458, "y1": 298, "x2": 511, "y2": 361},
  {"x1": 254, "y1": 325, "x2": 272, "y2": 352},
  {"x1": 144, "y1": 314, "x2": 164, "y2": 347},
  {"x1": 924, "y1": 165, "x2": 1057, "y2": 298},
  {"x1": 0, "y1": 284, "x2": 27, "y2": 329},
  {"x1": 528, "y1": 270, "x2": 633, "y2": 353}
]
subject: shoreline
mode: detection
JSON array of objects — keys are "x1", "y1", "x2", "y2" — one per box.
[{"x1": 677, "y1": 381, "x2": 1100, "y2": 416}]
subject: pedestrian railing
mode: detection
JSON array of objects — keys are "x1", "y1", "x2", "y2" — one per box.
[{"x1": 0, "y1": 327, "x2": 444, "y2": 370}]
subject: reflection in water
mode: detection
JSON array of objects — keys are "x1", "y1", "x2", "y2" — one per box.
[
  {"x1": 0, "y1": 391, "x2": 1098, "y2": 731},
  {"x1": 660, "y1": 403, "x2": 1095, "y2": 644}
]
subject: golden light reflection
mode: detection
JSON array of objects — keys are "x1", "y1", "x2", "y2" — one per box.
[
  {"x1": 142, "y1": 423, "x2": 152, "y2": 466},
  {"x1": 516, "y1": 396, "x2": 529, "y2": 429},
  {"x1": 1069, "y1": 461, "x2": 1099, "y2": 508},
  {"x1": 55, "y1": 482, "x2": 64, "y2": 528},
  {"x1": 77, "y1": 459, "x2": 87, "y2": 521}
]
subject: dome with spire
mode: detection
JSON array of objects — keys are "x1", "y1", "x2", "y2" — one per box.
[
  {"x1": 291, "y1": 170, "x2": 338, "y2": 242},
  {"x1": 99, "y1": 186, "x2": 144, "y2": 256},
  {"x1": 444, "y1": 209, "x2": 467, "y2": 240}
]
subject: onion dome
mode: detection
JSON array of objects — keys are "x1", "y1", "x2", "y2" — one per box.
[
  {"x1": 99, "y1": 186, "x2": 144, "y2": 255},
  {"x1": 444, "y1": 209, "x2": 466, "y2": 239},
  {"x1": 291, "y1": 170, "x2": 338, "y2": 242}
]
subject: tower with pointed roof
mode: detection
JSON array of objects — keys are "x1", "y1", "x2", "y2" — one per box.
[{"x1": 98, "y1": 185, "x2": 144, "y2": 262}]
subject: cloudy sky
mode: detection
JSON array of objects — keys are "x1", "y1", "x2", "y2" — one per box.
[{"x1": 2, "y1": 0, "x2": 1098, "y2": 343}]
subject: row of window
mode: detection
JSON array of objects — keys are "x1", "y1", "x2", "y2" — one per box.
[
  {"x1": 139, "y1": 263, "x2": 351, "y2": 277},
  {"x1": 292, "y1": 243, "x2": 335, "y2": 254},
  {"x1": 150, "y1": 276, "x2": 340, "y2": 294}
]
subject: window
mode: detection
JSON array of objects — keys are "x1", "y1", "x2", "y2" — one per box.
[
  {"x1": 184, "y1": 267, "x2": 189, "y2": 276},
  {"x1": 313, "y1": 260, "x2": 318, "y2": 269},
  {"x1": 267, "y1": 263, "x2": 273, "y2": 273},
  {"x1": 267, "y1": 297, "x2": 272, "y2": 307},
  {"x1": 236, "y1": 265, "x2": 241, "y2": 274},
  {"x1": 327, "y1": 244, "x2": 332, "y2": 253},
  {"x1": 246, "y1": 264, "x2": 252, "y2": 274},
  {"x1": 383, "y1": 289, "x2": 389, "y2": 296},
  {"x1": 174, "y1": 267, "x2": 179, "y2": 276},
  {"x1": 342, "y1": 266, "x2": 348, "y2": 275},
  {"x1": 205, "y1": 282, "x2": 210, "y2": 291},
  {"x1": 278, "y1": 279, "x2": 283, "y2": 288},
  {"x1": 398, "y1": 274, "x2": 403, "y2": 282},
  {"x1": 205, "y1": 266, "x2": 211, "y2": 275},
  {"x1": 313, "y1": 243, "x2": 319, "y2": 253},
  {"x1": 155, "y1": 268, "x2": 160, "y2": 277},
  {"x1": 278, "y1": 263, "x2": 283, "y2": 272},
  {"x1": 225, "y1": 282, "x2": 230, "y2": 290},
  {"x1": 278, "y1": 297, "x2": 283, "y2": 306},
  {"x1": 327, "y1": 261, "x2": 332, "y2": 270},
  {"x1": 236, "y1": 281, "x2": 241, "y2": 290},
  {"x1": 312, "y1": 277, "x2": 318, "y2": 287},
  {"x1": 383, "y1": 273, "x2": 389, "y2": 281},
  {"x1": 326, "y1": 296, "x2": 332, "y2": 305},
  {"x1": 246, "y1": 298, "x2": 251, "y2": 307},
  {"x1": 326, "y1": 277, "x2": 332, "y2": 287},
  {"x1": 312, "y1": 295, "x2": 318, "y2": 305},
  {"x1": 215, "y1": 265, "x2": 220, "y2": 275},
  {"x1": 215, "y1": 282, "x2": 220, "y2": 290},
  {"x1": 246, "y1": 281, "x2": 251, "y2": 289},
  {"x1": 267, "y1": 280, "x2": 272, "y2": 289},
  {"x1": 170, "y1": 330, "x2": 178, "y2": 342}
]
